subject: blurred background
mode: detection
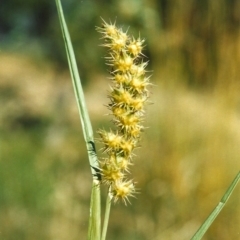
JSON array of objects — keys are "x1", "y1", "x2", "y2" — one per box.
[{"x1": 0, "y1": 0, "x2": 240, "y2": 239}]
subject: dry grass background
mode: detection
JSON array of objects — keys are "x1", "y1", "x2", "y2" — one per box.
[{"x1": 0, "y1": 49, "x2": 239, "y2": 240}]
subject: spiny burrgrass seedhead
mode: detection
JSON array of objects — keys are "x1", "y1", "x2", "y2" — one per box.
[
  {"x1": 111, "y1": 179, "x2": 136, "y2": 205},
  {"x1": 96, "y1": 19, "x2": 151, "y2": 204}
]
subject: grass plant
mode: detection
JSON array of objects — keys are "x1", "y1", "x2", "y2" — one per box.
[{"x1": 55, "y1": 0, "x2": 240, "y2": 239}]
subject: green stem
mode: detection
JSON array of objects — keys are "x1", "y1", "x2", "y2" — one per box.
[
  {"x1": 101, "y1": 192, "x2": 112, "y2": 240},
  {"x1": 55, "y1": 1, "x2": 101, "y2": 239},
  {"x1": 191, "y1": 171, "x2": 240, "y2": 240},
  {"x1": 88, "y1": 181, "x2": 101, "y2": 240},
  {"x1": 55, "y1": 0, "x2": 100, "y2": 175}
]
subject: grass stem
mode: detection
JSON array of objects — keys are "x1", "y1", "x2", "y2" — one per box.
[
  {"x1": 101, "y1": 192, "x2": 112, "y2": 240},
  {"x1": 191, "y1": 171, "x2": 240, "y2": 240},
  {"x1": 55, "y1": 1, "x2": 101, "y2": 239}
]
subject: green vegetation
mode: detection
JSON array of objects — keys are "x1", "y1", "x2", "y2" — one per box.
[{"x1": 0, "y1": 1, "x2": 240, "y2": 239}]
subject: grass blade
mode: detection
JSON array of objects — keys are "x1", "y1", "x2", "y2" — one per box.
[
  {"x1": 55, "y1": 1, "x2": 101, "y2": 239},
  {"x1": 191, "y1": 171, "x2": 240, "y2": 240}
]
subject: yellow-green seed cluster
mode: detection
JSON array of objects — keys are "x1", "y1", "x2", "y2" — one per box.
[{"x1": 97, "y1": 19, "x2": 150, "y2": 204}]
